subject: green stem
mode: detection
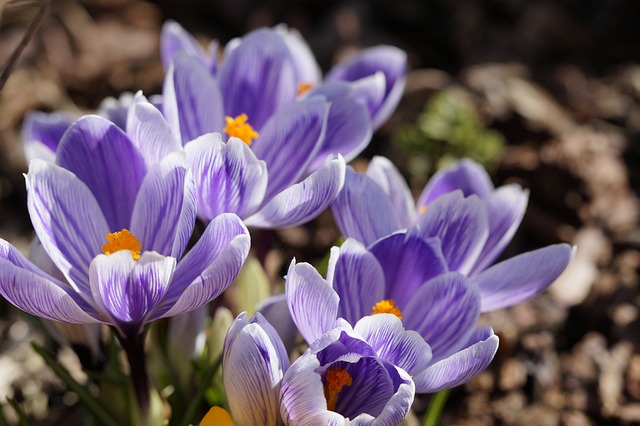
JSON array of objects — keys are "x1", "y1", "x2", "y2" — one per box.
[
  {"x1": 31, "y1": 343, "x2": 120, "y2": 426},
  {"x1": 178, "y1": 354, "x2": 223, "y2": 426},
  {"x1": 422, "y1": 389, "x2": 451, "y2": 426}
]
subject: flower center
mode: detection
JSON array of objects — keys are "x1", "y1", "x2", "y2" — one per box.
[
  {"x1": 224, "y1": 113, "x2": 259, "y2": 145},
  {"x1": 419, "y1": 205, "x2": 427, "y2": 214},
  {"x1": 323, "y1": 368, "x2": 353, "y2": 412},
  {"x1": 102, "y1": 229, "x2": 142, "y2": 260},
  {"x1": 371, "y1": 299, "x2": 403, "y2": 319},
  {"x1": 297, "y1": 82, "x2": 314, "y2": 96}
]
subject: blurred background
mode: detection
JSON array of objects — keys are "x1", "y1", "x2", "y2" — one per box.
[{"x1": 0, "y1": 0, "x2": 639, "y2": 424}]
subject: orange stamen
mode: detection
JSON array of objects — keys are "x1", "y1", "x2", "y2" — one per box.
[
  {"x1": 224, "y1": 113, "x2": 259, "y2": 145},
  {"x1": 102, "y1": 229, "x2": 142, "y2": 261},
  {"x1": 323, "y1": 368, "x2": 353, "y2": 412},
  {"x1": 371, "y1": 299, "x2": 403, "y2": 320},
  {"x1": 297, "y1": 82, "x2": 314, "y2": 96}
]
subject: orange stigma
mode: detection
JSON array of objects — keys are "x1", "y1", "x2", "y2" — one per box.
[
  {"x1": 372, "y1": 299, "x2": 403, "y2": 319},
  {"x1": 297, "y1": 82, "x2": 314, "y2": 96},
  {"x1": 224, "y1": 113, "x2": 259, "y2": 145},
  {"x1": 419, "y1": 205, "x2": 427, "y2": 214},
  {"x1": 102, "y1": 229, "x2": 142, "y2": 260},
  {"x1": 323, "y1": 368, "x2": 353, "y2": 412}
]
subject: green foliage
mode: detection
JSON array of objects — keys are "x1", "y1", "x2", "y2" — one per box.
[{"x1": 394, "y1": 88, "x2": 505, "y2": 177}]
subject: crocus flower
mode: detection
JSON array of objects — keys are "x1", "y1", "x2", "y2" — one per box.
[
  {"x1": 286, "y1": 233, "x2": 499, "y2": 393},
  {"x1": 162, "y1": 54, "x2": 348, "y2": 229},
  {"x1": 0, "y1": 114, "x2": 250, "y2": 339},
  {"x1": 223, "y1": 312, "x2": 425, "y2": 425},
  {"x1": 160, "y1": 21, "x2": 406, "y2": 131},
  {"x1": 331, "y1": 157, "x2": 575, "y2": 311}
]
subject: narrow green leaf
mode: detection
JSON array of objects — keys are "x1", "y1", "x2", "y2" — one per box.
[
  {"x1": 6, "y1": 398, "x2": 29, "y2": 426},
  {"x1": 31, "y1": 343, "x2": 120, "y2": 426}
]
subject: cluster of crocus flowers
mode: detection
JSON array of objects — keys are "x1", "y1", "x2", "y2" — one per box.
[{"x1": 3, "y1": 20, "x2": 575, "y2": 426}]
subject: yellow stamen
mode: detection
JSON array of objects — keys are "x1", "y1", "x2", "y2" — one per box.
[
  {"x1": 199, "y1": 406, "x2": 234, "y2": 426},
  {"x1": 224, "y1": 113, "x2": 259, "y2": 145},
  {"x1": 371, "y1": 299, "x2": 403, "y2": 319},
  {"x1": 102, "y1": 229, "x2": 142, "y2": 261},
  {"x1": 323, "y1": 368, "x2": 353, "y2": 412},
  {"x1": 297, "y1": 82, "x2": 314, "y2": 96},
  {"x1": 419, "y1": 205, "x2": 427, "y2": 214}
]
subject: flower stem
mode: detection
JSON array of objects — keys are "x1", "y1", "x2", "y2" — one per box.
[
  {"x1": 117, "y1": 330, "x2": 150, "y2": 416},
  {"x1": 422, "y1": 389, "x2": 451, "y2": 426}
]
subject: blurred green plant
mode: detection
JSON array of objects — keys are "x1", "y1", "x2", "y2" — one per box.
[{"x1": 394, "y1": 88, "x2": 505, "y2": 177}]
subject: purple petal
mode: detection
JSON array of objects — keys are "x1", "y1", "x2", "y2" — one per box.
[
  {"x1": 251, "y1": 97, "x2": 329, "y2": 199},
  {"x1": 22, "y1": 111, "x2": 74, "y2": 160},
  {"x1": 256, "y1": 294, "x2": 298, "y2": 354},
  {"x1": 160, "y1": 20, "x2": 214, "y2": 72},
  {"x1": 163, "y1": 54, "x2": 224, "y2": 144},
  {"x1": 55, "y1": 115, "x2": 146, "y2": 231},
  {"x1": 126, "y1": 92, "x2": 182, "y2": 167},
  {"x1": 412, "y1": 327, "x2": 499, "y2": 393},
  {"x1": 274, "y1": 24, "x2": 321, "y2": 85},
  {"x1": 280, "y1": 353, "x2": 339, "y2": 425},
  {"x1": 244, "y1": 156, "x2": 345, "y2": 229},
  {"x1": 326, "y1": 46, "x2": 407, "y2": 129},
  {"x1": 326, "y1": 239, "x2": 385, "y2": 325},
  {"x1": 470, "y1": 185, "x2": 529, "y2": 274},
  {"x1": 349, "y1": 72, "x2": 386, "y2": 125},
  {"x1": 369, "y1": 232, "x2": 448, "y2": 308},
  {"x1": 402, "y1": 272, "x2": 480, "y2": 363},
  {"x1": 417, "y1": 159, "x2": 495, "y2": 208},
  {"x1": 90, "y1": 251, "x2": 175, "y2": 332},
  {"x1": 354, "y1": 314, "x2": 432, "y2": 376},
  {"x1": 0, "y1": 258, "x2": 100, "y2": 323},
  {"x1": 417, "y1": 191, "x2": 489, "y2": 275},
  {"x1": 331, "y1": 167, "x2": 402, "y2": 247},
  {"x1": 129, "y1": 152, "x2": 196, "y2": 259},
  {"x1": 285, "y1": 260, "x2": 341, "y2": 344},
  {"x1": 26, "y1": 160, "x2": 110, "y2": 295},
  {"x1": 97, "y1": 92, "x2": 134, "y2": 130},
  {"x1": 304, "y1": 82, "x2": 372, "y2": 172},
  {"x1": 475, "y1": 244, "x2": 575, "y2": 312},
  {"x1": 185, "y1": 134, "x2": 268, "y2": 221},
  {"x1": 218, "y1": 28, "x2": 297, "y2": 130},
  {"x1": 223, "y1": 313, "x2": 289, "y2": 426},
  {"x1": 155, "y1": 213, "x2": 250, "y2": 318},
  {"x1": 366, "y1": 156, "x2": 416, "y2": 228},
  {"x1": 373, "y1": 366, "x2": 415, "y2": 426}
]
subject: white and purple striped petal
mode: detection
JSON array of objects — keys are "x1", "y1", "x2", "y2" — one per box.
[
  {"x1": 129, "y1": 152, "x2": 196, "y2": 259},
  {"x1": 412, "y1": 327, "x2": 499, "y2": 393},
  {"x1": 155, "y1": 213, "x2": 249, "y2": 318},
  {"x1": 244, "y1": 156, "x2": 345, "y2": 229},
  {"x1": 416, "y1": 191, "x2": 489, "y2": 275},
  {"x1": 163, "y1": 54, "x2": 224, "y2": 144},
  {"x1": 326, "y1": 46, "x2": 407, "y2": 130},
  {"x1": 26, "y1": 160, "x2": 110, "y2": 295},
  {"x1": 185, "y1": 134, "x2": 268, "y2": 221},
  {"x1": 160, "y1": 20, "x2": 216, "y2": 72},
  {"x1": 218, "y1": 28, "x2": 297, "y2": 131},
  {"x1": 369, "y1": 232, "x2": 447, "y2": 308},
  {"x1": 55, "y1": 115, "x2": 146, "y2": 231},
  {"x1": 90, "y1": 251, "x2": 175, "y2": 335},
  {"x1": 304, "y1": 82, "x2": 372, "y2": 172},
  {"x1": 251, "y1": 97, "x2": 329, "y2": 199},
  {"x1": 22, "y1": 111, "x2": 74, "y2": 162},
  {"x1": 126, "y1": 92, "x2": 182, "y2": 167},
  {"x1": 366, "y1": 156, "x2": 416, "y2": 228},
  {"x1": 285, "y1": 260, "x2": 341, "y2": 344},
  {"x1": 223, "y1": 313, "x2": 290, "y2": 426},
  {"x1": 331, "y1": 167, "x2": 402, "y2": 247},
  {"x1": 402, "y1": 272, "x2": 480, "y2": 363},
  {"x1": 475, "y1": 244, "x2": 575, "y2": 312},
  {"x1": 326, "y1": 239, "x2": 385, "y2": 325}
]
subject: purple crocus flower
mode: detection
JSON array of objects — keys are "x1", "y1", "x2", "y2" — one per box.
[
  {"x1": 162, "y1": 54, "x2": 348, "y2": 229},
  {"x1": 286, "y1": 233, "x2": 499, "y2": 393},
  {"x1": 331, "y1": 157, "x2": 575, "y2": 311},
  {"x1": 160, "y1": 21, "x2": 407, "y2": 131},
  {"x1": 0, "y1": 115, "x2": 250, "y2": 339},
  {"x1": 223, "y1": 312, "x2": 426, "y2": 425}
]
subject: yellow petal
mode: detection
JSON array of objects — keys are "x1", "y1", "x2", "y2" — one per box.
[{"x1": 200, "y1": 406, "x2": 234, "y2": 426}]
